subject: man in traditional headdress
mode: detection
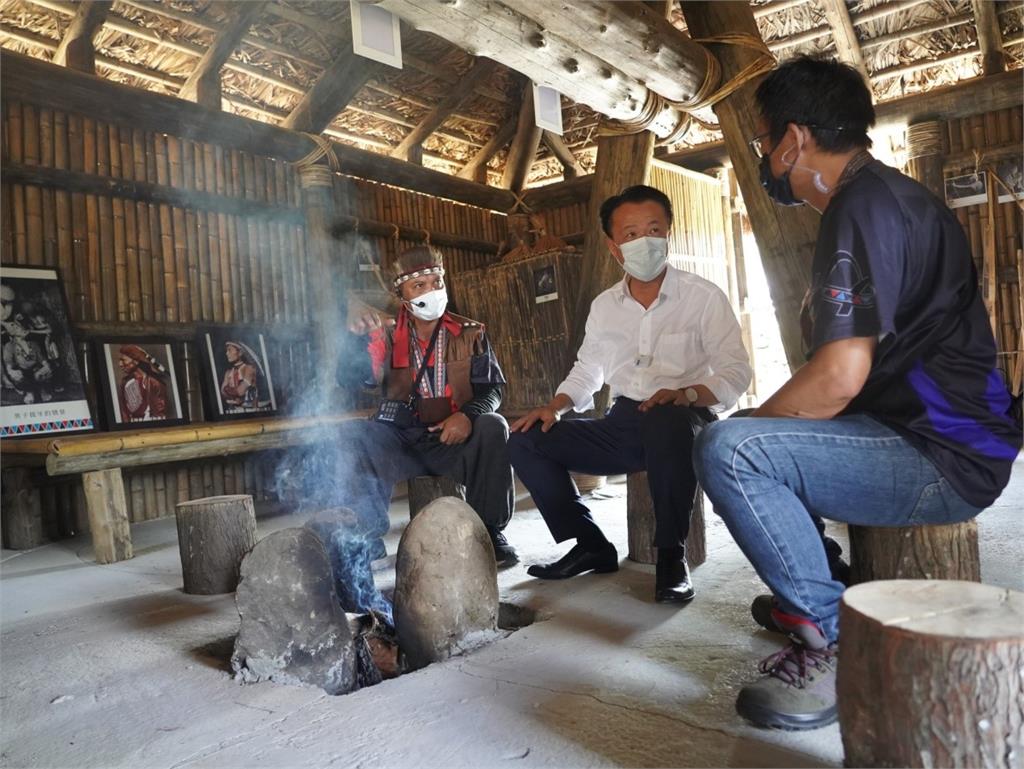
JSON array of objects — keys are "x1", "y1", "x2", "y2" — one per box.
[
  {"x1": 221, "y1": 341, "x2": 262, "y2": 412},
  {"x1": 117, "y1": 344, "x2": 168, "y2": 422},
  {"x1": 340, "y1": 245, "x2": 516, "y2": 579},
  {"x1": 1, "y1": 285, "x2": 58, "y2": 405}
]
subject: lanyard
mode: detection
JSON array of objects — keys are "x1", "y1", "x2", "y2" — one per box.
[{"x1": 409, "y1": 323, "x2": 447, "y2": 399}]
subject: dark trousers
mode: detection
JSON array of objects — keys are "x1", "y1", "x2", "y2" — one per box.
[
  {"x1": 508, "y1": 399, "x2": 710, "y2": 549},
  {"x1": 329, "y1": 412, "x2": 515, "y2": 539}
]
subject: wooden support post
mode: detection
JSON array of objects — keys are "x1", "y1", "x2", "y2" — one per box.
[
  {"x1": 682, "y1": 1, "x2": 824, "y2": 372},
  {"x1": 542, "y1": 131, "x2": 585, "y2": 179},
  {"x1": 408, "y1": 476, "x2": 466, "y2": 519},
  {"x1": 178, "y1": 1, "x2": 267, "y2": 109},
  {"x1": 1, "y1": 468, "x2": 45, "y2": 550},
  {"x1": 502, "y1": 84, "x2": 543, "y2": 193},
  {"x1": 53, "y1": 0, "x2": 111, "y2": 74},
  {"x1": 905, "y1": 120, "x2": 946, "y2": 198},
  {"x1": 174, "y1": 494, "x2": 257, "y2": 594},
  {"x1": 818, "y1": 0, "x2": 870, "y2": 84},
  {"x1": 971, "y1": 0, "x2": 1007, "y2": 76},
  {"x1": 839, "y1": 580, "x2": 1023, "y2": 768},
  {"x1": 82, "y1": 467, "x2": 132, "y2": 563},
  {"x1": 392, "y1": 59, "x2": 499, "y2": 161},
  {"x1": 282, "y1": 48, "x2": 377, "y2": 133},
  {"x1": 848, "y1": 521, "x2": 981, "y2": 583},
  {"x1": 457, "y1": 115, "x2": 517, "y2": 182},
  {"x1": 297, "y1": 165, "x2": 346, "y2": 399},
  {"x1": 626, "y1": 472, "x2": 707, "y2": 567},
  {"x1": 569, "y1": 130, "x2": 655, "y2": 369}
]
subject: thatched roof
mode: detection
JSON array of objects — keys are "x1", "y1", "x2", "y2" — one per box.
[{"x1": 1, "y1": 0, "x2": 1021, "y2": 188}]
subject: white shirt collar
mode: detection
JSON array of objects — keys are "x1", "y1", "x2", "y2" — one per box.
[{"x1": 616, "y1": 264, "x2": 680, "y2": 305}]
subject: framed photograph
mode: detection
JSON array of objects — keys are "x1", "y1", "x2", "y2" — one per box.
[
  {"x1": 533, "y1": 83, "x2": 563, "y2": 135},
  {"x1": 351, "y1": 1, "x2": 403, "y2": 69},
  {"x1": 94, "y1": 339, "x2": 187, "y2": 431},
  {"x1": 197, "y1": 327, "x2": 278, "y2": 420},
  {"x1": 944, "y1": 171, "x2": 988, "y2": 209},
  {"x1": 995, "y1": 157, "x2": 1024, "y2": 204},
  {"x1": 533, "y1": 265, "x2": 558, "y2": 304},
  {"x1": 0, "y1": 264, "x2": 93, "y2": 438}
]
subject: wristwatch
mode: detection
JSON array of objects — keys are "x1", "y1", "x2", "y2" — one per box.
[{"x1": 684, "y1": 387, "x2": 699, "y2": 405}]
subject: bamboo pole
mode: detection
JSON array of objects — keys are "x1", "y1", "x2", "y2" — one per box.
[
  {"x1": 9, "y1": 103, "x2": 28, "y2": 265},
  {"x1": 153, "y1": 132, "x2": 175, "y2": 322},
  {"x1": 23, "y1": 104, "x2": 43, "y2": 267}
]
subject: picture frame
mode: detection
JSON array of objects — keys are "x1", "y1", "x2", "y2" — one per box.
[
  {"x1": 197, "y1": 326, "x2": 279, "y2": 421},
  {"x1": 94, "y1": 338, "x2": 188, "y2": 431},
  {"x1": 944, "y1": 171, "x2": 988, "y2": 209},
  {"x1": 0, "y1": 264, "x2": 94, "y2": 438},
  {"x1": 995, "y1": 157, "x2": 1024, "y2": 205},
  {"x1": 533, "y1": 265, "x2": 559, "y2": 304},
  {"x1": 351, "y1": 1, "x2": 403, "y2": 69}
]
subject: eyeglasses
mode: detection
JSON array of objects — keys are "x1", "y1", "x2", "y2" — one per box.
[{"x1": 747, "y1": 124, "x2": 848, "y2": 160}]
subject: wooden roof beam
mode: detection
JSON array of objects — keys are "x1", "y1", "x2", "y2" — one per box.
[
  {"x1": 767, "y1": 0, "x2": 929, "y2": 53},
  {"x1": 52, "y1": 0, "x2": 110, "y2": 73},
  {"x1": 502, "y1": 0, "x2": 715, "y2": 105},
  {"x1": 373, "y1": 0, "x2": 703, "y2": 139},
  {"x1": 818, "y1": 0, "x2": 870, "y2": 83},
  {"x1": 282, "y1": 48, "x2": 377, "y2": 133},
  {"x1": 456, "y1": 115, "x2": 518, "y2": 182},
  {"x1": 179, "y1": 1, "x2": 268, "y2": 108},
  {"x1": 970, "y1": 0, "x2": 1007, "y2": 75},
  {"x1": 501, "y1": 84, "x2": 543, "y2": 193},
  {"x1": 542, "y1": 131, "x2": 586, "y2": 179},
  {"x1": 391, "y1": 58, "x2": 499, "y2": 161}
]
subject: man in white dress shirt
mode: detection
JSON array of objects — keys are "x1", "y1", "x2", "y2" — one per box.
[{"x1": 509, "y1": 185, "x2": 751, "y2": 604}]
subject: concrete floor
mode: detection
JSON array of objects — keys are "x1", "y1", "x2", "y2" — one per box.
[{"x1": 2, "y1": 461, "x2": 1022, "y2": 769}]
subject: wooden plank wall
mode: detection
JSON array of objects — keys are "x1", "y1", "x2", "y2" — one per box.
[
  {"x1": 944, "y1": 106, "x2": 1023, "y2": 390},
  {"x1": 1, "y1": 98, "x2": 312, "y2": 534}
]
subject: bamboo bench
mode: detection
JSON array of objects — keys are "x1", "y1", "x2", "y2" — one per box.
[{"x1": 1, "y1": 412, "x2": 372, "y2": 564}]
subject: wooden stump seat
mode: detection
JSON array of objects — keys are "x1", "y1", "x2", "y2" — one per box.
[
  {"x1": 408, "y1": 475, "x2": 467, "y2": 519},
  {"x1": 175, "y1": 494, "x2": 257, "y2": 595},
  {"x1": 626, "y1": 471, "x2": 707, "y2": 567},
  {"x1": 849, "y1": 520, "x2": 981, "y2": 584},
  {"x1": 0, "y1": 411, "x2": 370, "y2": 564},
  {"x1": 839, "y1": 580, "x2": 1024, "y2": 768}
]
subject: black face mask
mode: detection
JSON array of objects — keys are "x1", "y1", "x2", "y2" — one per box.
[{"x1": 759, "y1": 153, "x2": 803, "y2": 207}]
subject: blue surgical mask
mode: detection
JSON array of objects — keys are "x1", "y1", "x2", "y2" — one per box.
[{"x1": 619, "y1": 236, "x2": 669, "y2": 282}]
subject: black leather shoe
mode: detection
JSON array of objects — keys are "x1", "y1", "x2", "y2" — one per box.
[
  {"x1": 655, "y1": 556, "x2": 695, "y2": 604},
  {"x1": 527, "y1": 543, "x2": 618, "y2": 580},
  {"x1": 486, "y1": 526, "x2": 520, "y2": 567}
]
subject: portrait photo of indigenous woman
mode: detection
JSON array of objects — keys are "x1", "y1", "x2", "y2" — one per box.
[
  {"x1": 95, "y1": 340, "x2": 186, "y2": 430},
  {"x1": 198, "y1": 327, "x2": 278, "y2": 420}
]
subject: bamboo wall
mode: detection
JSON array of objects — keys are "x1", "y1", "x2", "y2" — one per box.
[
  {"x1": 1, "y1": 98, "x2": 315, "y2": 534},
  {"x1": 943, "y1": 106, "x2": 1023, "y2": 391}
]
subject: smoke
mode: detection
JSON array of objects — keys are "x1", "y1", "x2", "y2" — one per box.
[{"x1": 270, "y1": 228, "x2": 396, "y2": 623}]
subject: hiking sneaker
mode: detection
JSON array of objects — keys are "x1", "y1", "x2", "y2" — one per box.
[
  {"x1": 736, "y1": 612, "x2": 838, "y2": 731},
  {"x1": 487, "y1": 527, "x2": 520, "y2": 566}
]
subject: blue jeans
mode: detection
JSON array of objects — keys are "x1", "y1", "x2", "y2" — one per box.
[{"x1": 694, "y1": 415, "x2": 981, "y2": 642}]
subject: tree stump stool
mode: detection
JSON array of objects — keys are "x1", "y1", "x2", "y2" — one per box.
[
  {"x1": 839, "y1": 580, "x2": 1024, "y2": 768},
  {"x1": 408, "y1": 476, "x2": 466, "y2": 519},
  {"x1": 175, "y1": 494, "x2": 258, "y2": 595},
  {"x1": 848, "y1": 520, "x2": 981, "y2": 584},
  {"x1": 626, "y1": 472, "x2": 706, "y2": 567},
  {"x1": 1, "y1": 468, "x2": 45, "y2": 550},
  {"x1": 570, "y1": 472, "x2": 606, "y2": 495}
]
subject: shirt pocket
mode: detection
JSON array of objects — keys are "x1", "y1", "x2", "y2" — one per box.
[{"x1": 656, "y1": 331, "x2": 701, "y2": 369}]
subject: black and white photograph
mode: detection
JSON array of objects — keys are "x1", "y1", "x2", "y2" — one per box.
[
  {"x1": 944, "y1": 171, "x2": 988, "y2": 209},
  {"x1": 995, "y1": 157, "x2": 1024, "y2": 204},
  {"x1": 95, "y1": 339, "x2": 187, "y2": 430},
  {"x1": 198, "y1": 327, "x2": 278, "y2": 420},
  {"x1": 0, "y1": 265, "x2": 92, "y2": 438},
  {"x1": 533, "y1": 265, "x2": 558, "y2": 304}
]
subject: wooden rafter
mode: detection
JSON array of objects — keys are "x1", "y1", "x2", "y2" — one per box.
[
  {"x1": 52, "y1": 0, "x2": 110, "y2": 73},
  {"x1": 505, "y1": 0, "x2": 714, "y2": 105},
  {"x1": 970, "y1": 0, "x2": 1007, "y2": 75},
  {"x1": 542, "y1": 131, "x2": 585, "y2": 179},
  {"x1": 502, "y1": 83, "x2": 543, "y2": 193},
  {"x1": 179, "y1": 1, "x2": 267, "y2": 108},
  {"x1": 373, "y1": 0, "x2": 702, "y2": 139},
  {"x1": 282, "y1": 48, "x2": 377, "y2": 133},
  {"x1": 768, "y1": 0, "x2": 929, "y2": 53},
  {"x1": 818, "y1": 0, "x2": 870, "y2": 82},
  {"x1": 456, "y1": 115, "x2": 518, "y2": 182},
  {"x1": 391, "y1": 58, "x2": 499, "y2": 161}
]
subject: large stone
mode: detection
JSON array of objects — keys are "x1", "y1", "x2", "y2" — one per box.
[
  {"x1": 231, "y1": 528, "x2": 358, "y2": 695},
  {"x1": 304, "y1": 508, "x2": 392, "y2": 619},
  {"x1": 394, "y1": 496, "x2": 500, "y2": 670}
]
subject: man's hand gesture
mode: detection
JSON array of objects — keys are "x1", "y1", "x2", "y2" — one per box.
[
  {"x1": 510, "y1": 405, "x2": 561, "y2": 433},
  {"x1": 429, "y1": 411, "x2": 473, "y2": 445}
]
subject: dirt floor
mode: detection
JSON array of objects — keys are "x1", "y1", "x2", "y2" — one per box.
[{"x1": 2, "y1": 461, "x2": 1021, "y2": 769}]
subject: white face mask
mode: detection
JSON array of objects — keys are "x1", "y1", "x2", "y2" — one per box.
[
  {"x1": 619, "y1": 236, "x2": 669, "y2": 282},
  {"x1": 406, "y1": 288, "x2": 448, "y2": 321}
]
